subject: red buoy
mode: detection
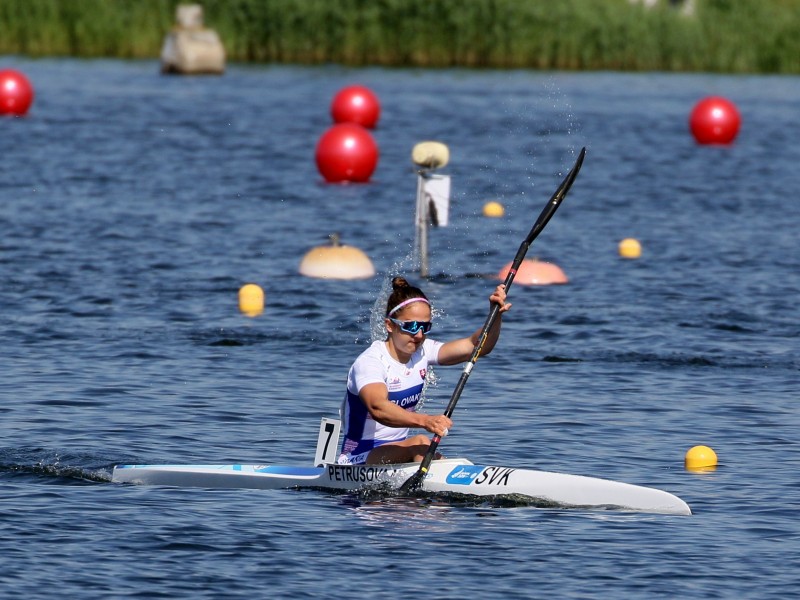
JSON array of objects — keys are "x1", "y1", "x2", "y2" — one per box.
[
  {"x1": 315, "y1": 123, "x2": 379, "y2": 183},
  {"x1": 0, "y1": 69, "x2": 34, "y2": 116},
  {"x1": 689, "y1": 96, "x2": 741, "y2": 145},
  {"x1": 330, "y1": 85, "x2": 381, "y2": 129}
]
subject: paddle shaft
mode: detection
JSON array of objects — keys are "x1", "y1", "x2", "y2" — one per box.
[{"x1": 399, "y1": 147, "x2": 586, "y2": 493}]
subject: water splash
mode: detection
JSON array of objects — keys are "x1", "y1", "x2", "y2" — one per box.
[{"x1": 0, "y1": 447, "x2": 113, "y2": 484}]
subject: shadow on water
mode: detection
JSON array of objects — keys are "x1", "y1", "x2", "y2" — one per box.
[{"x1": 324, "y1": 486, "x2": 653, "y2": 517}]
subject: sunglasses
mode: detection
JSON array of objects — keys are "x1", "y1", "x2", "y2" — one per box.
[{"x1": 389, "y1": 318, "x2": 432, "y2": 335}]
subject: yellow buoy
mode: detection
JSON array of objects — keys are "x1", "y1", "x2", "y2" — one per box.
[
  {"x1": 238, "y1": 283, "x2": 264, "y2": 317},
  {"x1": 483, "y1": 201, "x2": 505, "y2": 218},
  {"x1": 299, "y1": 234, "x2": 375, "y2": 280},
  {"x1": 685, "y1": 445, "x2": 718, "y2": 470},
  {"x1": 619, "y1": 237, "x2": 642, "y2": 259}
]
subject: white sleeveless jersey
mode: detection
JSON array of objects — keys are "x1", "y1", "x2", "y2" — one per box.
[{"x1": 338, "y1": 339, "x2": 442, "y2": 464}]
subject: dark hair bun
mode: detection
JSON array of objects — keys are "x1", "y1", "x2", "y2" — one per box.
[{"x1": 391, "y1": 277, "x2": 411, "y2": 290}]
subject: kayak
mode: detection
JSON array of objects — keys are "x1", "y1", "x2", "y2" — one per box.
[
  {"x1": 112, "y1": 418, "x2": 691, "y2": 515},
  {"x1": 112, "y1": 458, "x2": 691, "y2": 515}
]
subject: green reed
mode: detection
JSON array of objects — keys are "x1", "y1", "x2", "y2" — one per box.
[{"x1": 1, "y1": 0, "x2": 799, "y2": 73}]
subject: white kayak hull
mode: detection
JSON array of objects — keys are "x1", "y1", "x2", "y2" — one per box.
[{"x1": 112, "y1": 458, "x2": 691, "y2": 515}]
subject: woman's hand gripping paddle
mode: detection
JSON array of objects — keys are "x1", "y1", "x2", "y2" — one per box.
[{"x1": 398, "y1": 147, "x2": 586, "y2": 494}]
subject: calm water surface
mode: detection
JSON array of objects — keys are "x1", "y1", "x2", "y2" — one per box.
[{"x1": 1, "y1": 58, "x2": 799, "y2": 599}]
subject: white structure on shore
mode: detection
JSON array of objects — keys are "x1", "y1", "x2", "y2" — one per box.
[
  {"x1": 160, "y1": 4, "x2": 225, "y2": 75},
  {"x1": 629, "y1": 0, "x2": 696, "y2": 16}
]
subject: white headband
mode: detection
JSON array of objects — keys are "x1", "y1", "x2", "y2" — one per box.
[{"x1": 387, "y1": 297, "x2": 430, "y2": 316}]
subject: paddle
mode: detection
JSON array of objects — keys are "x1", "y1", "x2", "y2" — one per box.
[{"x1": 398, "y1": 147, "x2": 587, "y2": 494}]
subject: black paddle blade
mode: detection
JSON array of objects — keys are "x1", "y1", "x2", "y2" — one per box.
[
  {"x1": 398, "y1": 466, "x2": 426, "y2": 494},
  {"x1": 524, "y1": 146, "x2": 586, "y2": 247}
]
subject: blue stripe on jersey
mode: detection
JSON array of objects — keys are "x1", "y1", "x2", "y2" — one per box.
[
  {"x1": 343, "y1": 388, "x2": 369, "y2": 442},
  {"x1": 387, "y1": 382, "x2": 424, "y2": 409}
]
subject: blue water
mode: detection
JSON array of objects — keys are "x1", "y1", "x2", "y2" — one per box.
[{"x1": 2, "y1": 58, "x2": 799, "y2": 598}]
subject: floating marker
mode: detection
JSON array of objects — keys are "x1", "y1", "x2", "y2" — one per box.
[
  {"x1": 689, "y1": 96, "x2": 741, "y2": 145},
  {"x1": 299, "y1": 234, "x2": 375, "y2": 280},
  {"x1": 0, "y1": 69, "x2": 34, "y2": 116},
  {"x1": 411, "y1": 141, "x2": 449, "y2": 169},
  {"x1": 315, "y1": 123, "x2": 379, "y2": 183},
  {"x1": 685, "y1": 445, "x2": 718, "y2": 471},
  {"x1": 483, "y1": 201, "x2": 505, "y2": 218},
  {"x1": 618, "y1": 238, "x2": 642, "y2": 259},
  {"x1": 498, "y1": 259, "x2": 567, "y2": 286},
  {"x1": 238, "y1": 283, "x2": 264, "y2": 316},
  {"x1": 330, "y1": 85, "x2": 381, "y2": 129}
]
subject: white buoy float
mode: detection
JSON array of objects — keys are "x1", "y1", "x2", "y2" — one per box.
[
  {"x1": 160, "y1": 4, "x2": 225, "y2": 75},
  {"x1": 411, "y1": 141, "x2": 449, "y2": 170},
  {"x1": 299, "y1": 234, "x2": 375, "y2": 280}
]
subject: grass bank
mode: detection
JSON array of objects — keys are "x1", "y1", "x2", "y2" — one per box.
[{"x1": 1, "y1": 0, "x2": 799, "y2": 73}]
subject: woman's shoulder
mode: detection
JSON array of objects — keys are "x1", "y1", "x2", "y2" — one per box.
[
  {"x1": 352, "y1": 340, "x2": 388, "y2": 364},
  {"x1": 419, "y1": 338, "x2": 444, "y2": 363}
]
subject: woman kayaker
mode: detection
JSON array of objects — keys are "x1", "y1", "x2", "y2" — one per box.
[{"x1": 338, "y1": 276, "x2": 511, "y2": 465}]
